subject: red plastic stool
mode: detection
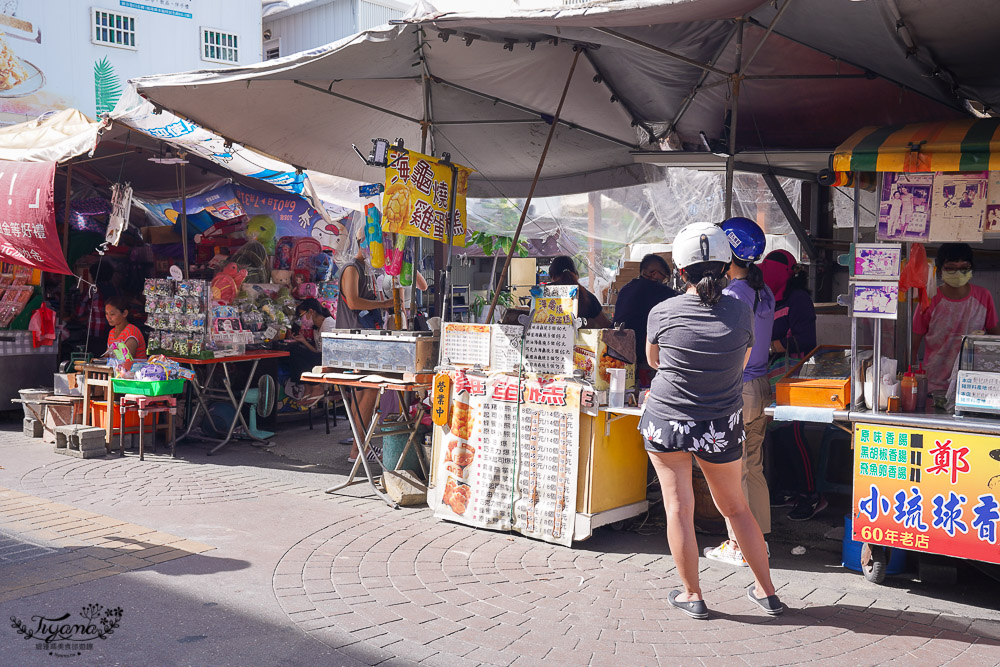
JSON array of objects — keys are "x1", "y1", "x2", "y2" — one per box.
[{"x1": 118, "y1": 394, "x2": 177, "y2": 461}]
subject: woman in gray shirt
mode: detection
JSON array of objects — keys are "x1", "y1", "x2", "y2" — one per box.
[{"x1": 640, "y1": 222, "x2": 783, "y2": 620}]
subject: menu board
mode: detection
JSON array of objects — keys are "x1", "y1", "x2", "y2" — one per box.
[
  {"x1": 853, "y1": 423, "x2": 1000, "y2": 565},
  {"x1": 440, "y1": 322, "x2": 491, "y2": 366},
  {"x1": 434, "y1": 371, "x2": 582, "y2": 546},
  {"x1": 490, "y1": 324, "x2": 575, "y2": 375}
]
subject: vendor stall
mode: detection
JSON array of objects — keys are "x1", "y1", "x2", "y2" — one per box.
[
  {"x1": 769, "y1": 118, "x2": 1000, "y2": 580},
  {"x1": 426, "y1": 285, "x2": 646, "y2": 546}
]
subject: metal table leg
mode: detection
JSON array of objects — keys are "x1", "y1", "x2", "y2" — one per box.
[
  {"x1": 382, "y1": 391, "x2": 428, "y2": 492},
  {"x1": 174, "y1": 363, "x2": 222, "y2": 446},
  {"x1": 326, "y1": 384, "x2": 398, "y2": 509},
  {"x1": 208, "y1": 359, "x2": 264, "y2": 455}
]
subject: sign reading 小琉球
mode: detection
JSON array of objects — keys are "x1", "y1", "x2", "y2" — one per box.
[{"x1": 852, "y1": 423, "x2": 1000, "y2": 564}]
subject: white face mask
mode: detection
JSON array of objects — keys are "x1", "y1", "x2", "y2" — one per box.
[{"x1": 300, "y1": 314, "x2": 313, "y2": 328}]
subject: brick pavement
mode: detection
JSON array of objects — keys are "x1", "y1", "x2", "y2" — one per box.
[
  {"x1": 1, "y1": 420, "x2": 999, "y2": 666},
  {"x1": 0, "y1": 487, "x2": 214, "y2": 604}
]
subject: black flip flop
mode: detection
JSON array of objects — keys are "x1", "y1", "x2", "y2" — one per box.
[
  {"x1": 667, "y1": 590, "x2": 709, "y2": 620},
  {"x1": 747, "y1": 588, "x2": 786, "y2": 616}
]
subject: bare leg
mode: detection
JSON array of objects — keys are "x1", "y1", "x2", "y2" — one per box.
[
  {"x1": 648, "y1": 451, "x2": 701, "y2": 602},
  {"x1": 699, "y1": 456, "x2": 776, "y2": 598},
  {"x1": 349, "y1": 388, "x2": 378, "y2": 460}
]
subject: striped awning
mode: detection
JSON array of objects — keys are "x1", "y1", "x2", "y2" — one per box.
[{"x1": 832, "y1": 118, "x2": 1000, "y2": 174}]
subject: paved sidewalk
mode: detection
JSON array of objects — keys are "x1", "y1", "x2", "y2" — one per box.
[{"x1": 1, "y1": 414, "x2": 998, "y2": 666}]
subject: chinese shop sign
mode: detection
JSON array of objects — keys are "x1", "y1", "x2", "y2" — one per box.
[
  {"x1": 434, "y1": 370, "x2": 581, "y2": 546},
  {"x1": 382, "y1": 148, "x2": 472, "y2": 246},
  {"x1": 853, "y1": 423, "x2": 1000, "y2": 564},
  {"x1": 0, "y1": 161, "x2": 72, "y2": 275}
]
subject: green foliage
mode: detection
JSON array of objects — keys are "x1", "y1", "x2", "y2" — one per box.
[
  {"x1": 471, "y1": 289, "x2": 515, "y2": 321},
  {"x1": 94, "y1": 56, "x2": 123, "y2": 116},
  {"x1": 469, "y1": 230, "x2": 528, "y2": 258}
]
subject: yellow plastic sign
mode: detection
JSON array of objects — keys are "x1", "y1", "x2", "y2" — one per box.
[
  {"x1": 431, "y1": 372, "x2": 451, "y2": 426},
  {"x1": 383, "y1": 148, "x2": 472, "y2": 246}
]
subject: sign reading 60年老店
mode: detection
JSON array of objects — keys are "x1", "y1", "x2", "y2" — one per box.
[{"x1": 852, "y1": 423, "x2": 1000, "y2": 564}]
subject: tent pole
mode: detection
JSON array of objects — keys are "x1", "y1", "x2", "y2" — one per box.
[
  {"x1": 59, "y1": 163, "x2": 74, "y2": 319},
  {"x1": 851, "y1": 174, "x2": 860, "y2": 409},
  {"x1": 179, "y1": 163, "x2": 189, "y2": 279},
  {"x1": 587, "y1": 192, "x2": 600, "y2": 291},
  {"x1": 724, "y1": 20, "x2": 744, "y2": 220},
  {"x1": 485, "y1": 47, "x2": 582, "y2": 324}
]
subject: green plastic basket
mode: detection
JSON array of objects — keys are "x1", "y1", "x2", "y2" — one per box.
[{"x1": 112, "y1": 378, "x2": 186, "y2": 396}]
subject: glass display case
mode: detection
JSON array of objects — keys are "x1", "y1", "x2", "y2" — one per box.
[{"x1": 955, "y1": 335, "x2": 1000, "y2": 417}]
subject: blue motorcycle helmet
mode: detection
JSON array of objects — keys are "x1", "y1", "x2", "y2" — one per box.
[{"x1": 721, "y1": 216, "x2": 766, "y2": 263}]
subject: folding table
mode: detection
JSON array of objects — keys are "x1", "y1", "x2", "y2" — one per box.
[
  {"x1": 168, "y1": 350, "x2": 289, "y2": 455},
  {"x1": 301, "y1": 372, "x2": 429, "y2": 509}
]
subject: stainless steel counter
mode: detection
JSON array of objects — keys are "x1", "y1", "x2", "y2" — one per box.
[{"x1": 765, "y1": 404, "x2": 1000, "y2": 437}]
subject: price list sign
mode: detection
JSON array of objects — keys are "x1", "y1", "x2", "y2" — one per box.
[
  {"x1": 440, "y1": 322, "x2": 491, "y2": 366},
  {"x1": 490, "y1": 324, "x2": 574, "y2": 375},
  {"x1": 433, "y1": 371, "x2": 581, "y2": 546}
]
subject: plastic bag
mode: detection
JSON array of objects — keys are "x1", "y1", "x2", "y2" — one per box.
[{"x1": 899, "y1": 243, "x2": 930, "y2": 310}]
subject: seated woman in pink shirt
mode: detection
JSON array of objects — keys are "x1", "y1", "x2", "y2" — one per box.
[{"x1": 913, "y1": 243, "x2": 1000, "y2": 395}]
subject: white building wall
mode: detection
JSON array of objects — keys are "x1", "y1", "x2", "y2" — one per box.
[
  {"x1": 264, "y1": 0, "x2": 355, "y2": 56},
  {"x1": 0, "y1": 0, "x2": 260, "y2": 125},
  {"x1": 357, "y1": 0, "x2": 406, "y2": 31},
  {"x1": 264, "y1": 0, "x2": 407, "y2": 57}
]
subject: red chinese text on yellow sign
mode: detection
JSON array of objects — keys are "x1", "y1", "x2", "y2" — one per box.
[
  {"x1": 431, "y1": 372, "x2": 452, "y2": 427},
  {"x1": 852, "y1": 423, "x2": 1000, "y2": 565},
  {"x1": 382, "y1": 148, "x2": 472, "y2": 246}
]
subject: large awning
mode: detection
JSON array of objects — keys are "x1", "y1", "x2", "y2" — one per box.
[{"x1": 832, "y1": 118, "x2": 1000, "y2": 174}]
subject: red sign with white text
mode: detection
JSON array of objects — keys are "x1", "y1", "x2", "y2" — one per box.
[{"x1": 0, "y1": 161, "x2": 71, "y2": 275}]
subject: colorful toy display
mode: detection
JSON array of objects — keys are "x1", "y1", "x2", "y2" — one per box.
[{"x1": 144, "y1": 278, "x2": 209, "y2": 358}]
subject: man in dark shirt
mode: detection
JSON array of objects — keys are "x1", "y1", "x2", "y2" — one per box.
[{"x1": 613, "y1": 254, "x2": 678, "y2": 387}]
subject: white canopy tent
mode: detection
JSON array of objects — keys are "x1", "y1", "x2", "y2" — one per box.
[{"x1": 127, "y1": 0, "x2": 998, "y2": 202}]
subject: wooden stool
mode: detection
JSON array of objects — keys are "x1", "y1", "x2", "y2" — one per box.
[{"x1": 118, "y1": 395, "x2": 177, "y2": 461}]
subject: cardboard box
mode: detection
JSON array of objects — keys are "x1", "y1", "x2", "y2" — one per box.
[
  {"x1": 574, "y1": 328, "x2": 636, "y2": 391},
  {"x1": 53, "y1": 373, "x2": 83, "y2": 396},
  {"x1": 141, "y1": 226, "x2": 182, "y2": 244}
]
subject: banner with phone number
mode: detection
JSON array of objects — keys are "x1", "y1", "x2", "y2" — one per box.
[
  {"x1": 382, "y1": 148, "x2": 471, "y2": 247},
  {"x1": 852, "y1": 423, "x2": 1000, "y2": 564}
]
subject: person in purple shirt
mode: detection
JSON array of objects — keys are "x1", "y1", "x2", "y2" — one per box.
[
  {"x1": 762, "y1": 249, "x2": 825, "y2": 522},
  {"x1": 704, "y1": 218, "x2": 775, "y2": 567}
]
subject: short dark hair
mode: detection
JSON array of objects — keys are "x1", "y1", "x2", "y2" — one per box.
[
  {"x1": 548, "y1": 255, "x2": 577, "y2": 279},
  {"x1": 295, "y1": 297, "x2": 332, "y2": 319},
  {"x1": 105, "y1": 296, "x2": 130, "y2": 318},
  {"x1": 639, "y1": 254, "x2": 669, "y2": 274},
  {"x1": 935, "y1": 243, "x2": 974, "y2": 270}
]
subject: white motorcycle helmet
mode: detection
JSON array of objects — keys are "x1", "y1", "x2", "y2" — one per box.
[{"x1": 672, "y1": 222, "x2": 733, "y2": 271}]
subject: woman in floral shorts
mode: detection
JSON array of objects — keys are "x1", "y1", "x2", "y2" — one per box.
[{"x1": 639, "y1": 222, "x2": 783, "y2": 620}]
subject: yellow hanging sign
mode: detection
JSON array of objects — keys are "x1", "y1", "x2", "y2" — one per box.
[
  {"x1": 431, "y1": 372, "x2": 452, "y2": 426},
  {"x1": 383, "y1": 148, "x2": 472, "y2": 246}
]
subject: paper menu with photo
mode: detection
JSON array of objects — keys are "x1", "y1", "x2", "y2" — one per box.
[
  {"x1": 985, "y1": 171, "x2": 1000, "y2": 236},
  {"x1": 928, "y1": 172, "x2": 987, "y2": 242},
  {"x1": 852, "y1": 282, "x2": 899, "y2": 320},
  {"x1": 877, "y1": 173, "x2": 933, "y2": 242},
  {"x1": 853, "y1": 244, "x2": 901, "y2": 281}
]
